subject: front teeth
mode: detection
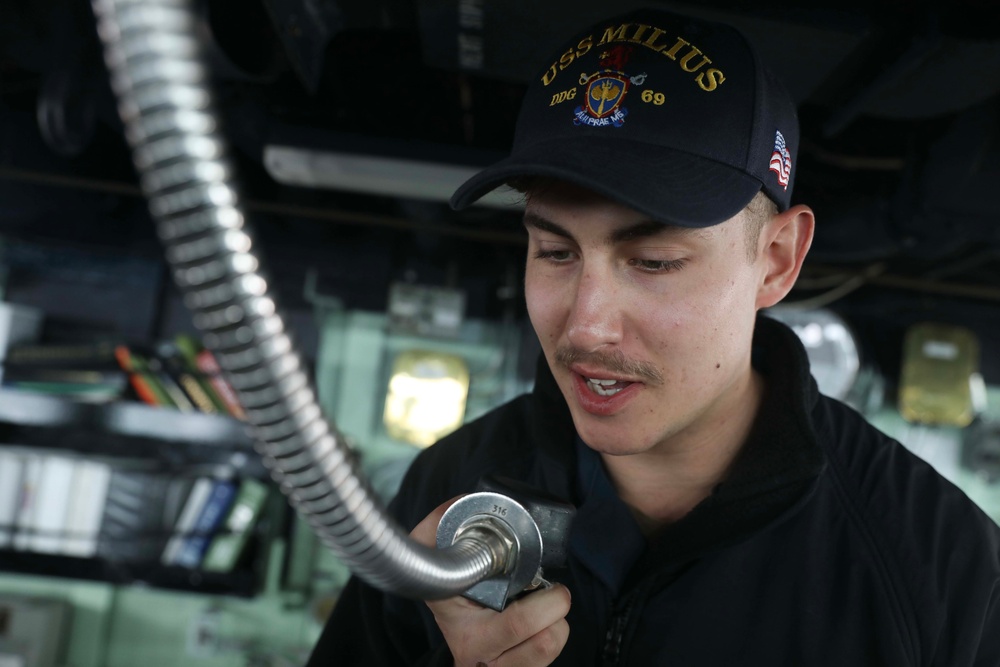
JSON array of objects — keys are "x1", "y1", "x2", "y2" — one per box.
[{"x1": 587, "y1": 377, "x2": 623, "y2": 396}]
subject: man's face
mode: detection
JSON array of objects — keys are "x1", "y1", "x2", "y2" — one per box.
[{"x1": 524, "y1": 182, "x2": 770, "y2": 458}]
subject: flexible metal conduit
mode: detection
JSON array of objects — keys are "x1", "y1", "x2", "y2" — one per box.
[{"x1": 91, "y1": 0, "x2": 504, "y2": 599}]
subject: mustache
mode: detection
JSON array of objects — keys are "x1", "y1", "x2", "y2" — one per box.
[{"x1": 555, "y1": 346, "x2": 663, "y2": 384}]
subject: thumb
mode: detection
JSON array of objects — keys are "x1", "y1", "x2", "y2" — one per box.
[{"x1": 410, "y1": 495, "x2": 465, "y2": 547}]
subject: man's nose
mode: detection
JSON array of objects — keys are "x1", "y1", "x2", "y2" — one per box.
[{"x1": 565, "y1": 266, "x2": 623, "y2": 351}]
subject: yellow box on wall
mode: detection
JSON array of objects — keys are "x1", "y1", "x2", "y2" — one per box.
[{"x1": 899, "y1": 323, "x2": 979, "y2": 427}]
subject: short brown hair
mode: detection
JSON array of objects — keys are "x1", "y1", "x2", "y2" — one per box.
[{"x1": 743, "y1": 190, "x2": 778, "y2": 262}]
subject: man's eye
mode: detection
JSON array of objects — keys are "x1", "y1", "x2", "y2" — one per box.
[
  {"x1": 629, "y1": 258, "x2": 687, "y2": 272},
  {"x1": 534, "y1": 249, "x2": 574, "y2": 262}
]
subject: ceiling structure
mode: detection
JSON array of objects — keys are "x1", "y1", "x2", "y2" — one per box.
[{"x1": 2, "y1": 0, "x2": 1000, "y2": 376}]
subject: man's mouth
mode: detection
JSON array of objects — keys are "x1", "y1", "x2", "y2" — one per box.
[
  {"x1": 570, "y1": 369, "x2": 643, "y2": 416},
  {"x1": 584, "y1": 377, "x2": 633, "y2": 396}
]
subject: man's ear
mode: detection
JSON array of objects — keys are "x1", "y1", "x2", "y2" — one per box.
[{"x1": 755, "y1": 204, "x2": 814, "y2": 310}]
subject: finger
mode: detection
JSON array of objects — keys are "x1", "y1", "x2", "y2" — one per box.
[
  {"x1": 428, "y1": 599, "x2": 501, "y2": 664},
  {"x1": 434, "y1": 586, "x2": 572, "y2": 666},
  {"x1": 479, "y1": 584, "x2": 572, "y2": 656},
  {"x1": 410, "y1": 495, "x2": 465, "y2": 547},
  {"x1": 495, "y1": 618, "x2": 570, "y2": 667}
]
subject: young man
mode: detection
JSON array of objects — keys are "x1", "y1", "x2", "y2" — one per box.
[{"x1": 307, "y1": 7, "x2": 1000, "y2": 666}]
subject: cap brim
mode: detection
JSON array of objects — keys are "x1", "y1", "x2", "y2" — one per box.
[{"x1": 450, "y1": 136, "x2": 763, "y2": 228}]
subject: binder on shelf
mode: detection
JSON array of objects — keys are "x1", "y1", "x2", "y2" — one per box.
[
  {"x1": 61, "y1": 460, "x2": 112, "y2": 558},
  {"x1": 176, "y1": 374, "x2": 219, "y2": 413},
  {"x1": 192, "y1": 345, "x2": 246, "y2": 421},
  {"x1": 3, "y1": 341, "x2": 119, "y2": 369},
  {"x1": 97, "y1": 470, "x2": 175, "y2": 563},
  {"x1": 28, "y1": 456, "x2": 76, "y2": 554},
  {"x1": 145, "y1": 355, "x2": 194, "y2": 412},
  {"x1": 1, "y1": 369, "x2": 128, "y2": 403},
  {"x1": 158, "y1": 342, "x2": 219, "y2": 414},
  {"x1": 174, "y1": 335, "x2": 232, "y2": 415},
  {"x1": 174, "y1": 478, "x2": 239, "y2": 568},
  {"x1": 0, "y1": 452, "x2": 25, "y2": 548},
  {"x1": 2, "y1": 341, "x2": 127, "y2": 402},
  {"x1": 202, "y1": 478, "x2": 269, "y2": 573},
  {"x1": 160, "y1": 477, "x2": 213, "y2": 566},
  {"x1": 12, "y1": 455, "x2": 43, "y2": 551},
  {"x1": 114, "y1": 345, "x2": 176, "y2": 408},
  {"x1": 165, "y1": 477, "x2": 238, "y2": 569}
]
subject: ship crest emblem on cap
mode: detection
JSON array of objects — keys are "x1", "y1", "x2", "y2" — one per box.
[
  {"x1": 574, "y1": 72, "x2": 630, "y2": 128},
  {"x1": 769, "y1": 130, "x2": 792, "y2": 190}
]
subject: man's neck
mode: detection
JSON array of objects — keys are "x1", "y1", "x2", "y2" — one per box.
[{"x1": 600, "y1": 369, "x2": 766, "y2": 535}]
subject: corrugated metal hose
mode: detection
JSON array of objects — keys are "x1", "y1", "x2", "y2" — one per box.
[{"x1": 90, "y1": 0, "x2": 506, "y2": 599}]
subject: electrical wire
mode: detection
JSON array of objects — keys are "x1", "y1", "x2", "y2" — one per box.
[{"x1": 785, "y1": 262, "x2": 887, "y2": 309}]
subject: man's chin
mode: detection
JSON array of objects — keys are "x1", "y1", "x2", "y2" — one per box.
[{"x1": 574, "y1": 426, "x2": 656, "y2": 458}]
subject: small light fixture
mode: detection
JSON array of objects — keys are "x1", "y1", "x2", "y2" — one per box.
[
  {"x1": 263, "y1": 145, "x2": 523, "y2": 209},
  {"x1": 383, "y1": 350, "x2": 470, "y2": 447}
]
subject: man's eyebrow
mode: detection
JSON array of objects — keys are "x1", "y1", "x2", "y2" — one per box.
[
  {"x1": 608, "y1": 219, "x2": 672, "y2": 244},
  {"x1": 522, "y1": 212, "x2": 574, "y2": 240},
  {"x1": 523, "y1": 211, "x2": 694, "y2": 245}
]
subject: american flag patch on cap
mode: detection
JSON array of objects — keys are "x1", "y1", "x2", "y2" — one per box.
[{"x1": 769, "y1": 130, "x2": 791, "y2": 190}]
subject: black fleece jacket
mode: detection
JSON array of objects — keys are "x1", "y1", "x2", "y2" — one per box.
[{"x1": 306, "y1": 315, "x2": 1000, "y2": 666}]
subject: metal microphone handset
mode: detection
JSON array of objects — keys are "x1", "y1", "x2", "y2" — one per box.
[{"x1": 436, "y1": 476, "x2": 576, "y2": 611}]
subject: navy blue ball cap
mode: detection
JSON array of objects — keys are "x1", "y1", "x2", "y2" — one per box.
[{"x1": 450, "y1": 7, "x2": 799, "y2": 227}]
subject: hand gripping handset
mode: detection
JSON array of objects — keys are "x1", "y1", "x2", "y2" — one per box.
[{"x1": 436, "y1": 476, "x2": 576, "y2": 611}]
